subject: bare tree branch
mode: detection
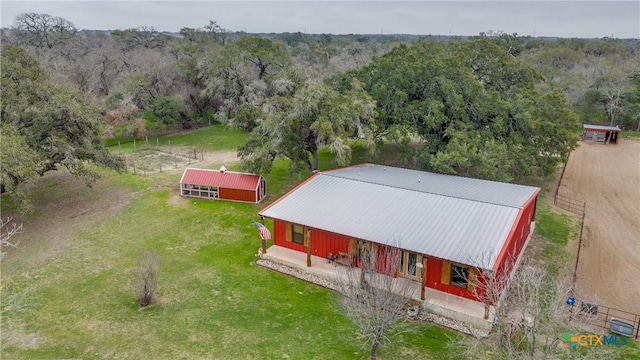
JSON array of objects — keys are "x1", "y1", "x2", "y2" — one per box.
[
  {"x1": 335, "y1": 242, "x2": 416, "y2": 360},
  {"x1": 1, "y1": 217, "x2": 24, "y2": 259}
]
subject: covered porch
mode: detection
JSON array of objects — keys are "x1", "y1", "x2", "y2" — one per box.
[{"x1": 260, "y1": 245, "x2": 494, "y2": 333}]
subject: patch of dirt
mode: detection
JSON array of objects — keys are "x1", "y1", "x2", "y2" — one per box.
[
  {"x1": 558, "y1": 139, "x2": 640, "y2": 315},
  {"x1": 1, "y1": 150, "x2": 241, "y2": 278},
  {"x1": 1, "y1": 172, "x2": 137, "y2": 277}
]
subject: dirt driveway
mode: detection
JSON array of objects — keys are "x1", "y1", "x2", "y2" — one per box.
[{"x1": 559, "y1": 139, "x2": 640, "y2": 315}]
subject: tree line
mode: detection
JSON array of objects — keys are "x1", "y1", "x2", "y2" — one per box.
[{"x1": 2, "y1": 13, "x2": 639, "y2": 210}]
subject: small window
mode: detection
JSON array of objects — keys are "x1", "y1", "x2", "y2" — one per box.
[
  {"x1": 292, "y1": 225, "x2": 304, "y2": 245},
  {"x1": 451, "y1": 264, "x2": 468, "y2": 288}
]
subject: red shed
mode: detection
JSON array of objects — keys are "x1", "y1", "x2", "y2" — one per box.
[
  {"x1": 582, "y1": 124, "x2": 621, "y2": 144},
  {"x1": 180, "y1": 167, "x2": 266, "y2": 203}
]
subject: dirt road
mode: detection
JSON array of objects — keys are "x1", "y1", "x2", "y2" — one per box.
[{"x1": 559, "y1": 139, "x2": 640, "y2": 315}]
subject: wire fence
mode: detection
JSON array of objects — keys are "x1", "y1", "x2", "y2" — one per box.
[
  {"x1": 570, "y1": 300, "x2": 640, "y2": 339},
  {"x1": 117, "y1": 137, "x2": 205, "y2": 176},
  {"x1": 554, "y1": 194, "x2": 586, "y2": 217},
  {"x1": 555, "y1": 150, "x2": 639, "y2": 340}
]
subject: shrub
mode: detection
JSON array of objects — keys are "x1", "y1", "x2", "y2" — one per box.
[{"x1": 137, "y1": 250, "x2": 160, "y2": 308}]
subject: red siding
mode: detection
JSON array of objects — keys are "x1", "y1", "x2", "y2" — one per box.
[
  {"x1": 273, "y1": 220, "x2": 351, "y2": 256},
  {"x1": 426, "y1": 257, "x2": 479, "y2": 301},
  {"x1": 270, "y1": 190, "x2": 538, "y2": 305},
  {"x1": 310, "y1": 228, "x2": 351, "y2": 258},
  {"x1": 493, "y1": 194, "x2": 537, "y2": 274},
  {"x1": 219, "y1": 188, "x2": 257, "y2": 203}
]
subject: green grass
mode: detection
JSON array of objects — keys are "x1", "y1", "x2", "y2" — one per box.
[
  {"x1": 2, "y1": 189, "x2": 458, "y2": 359},
  {"x1": 535, "y1": 207, "x2": 575, "y2": 247},
  {"x1": 2, "y1": 135, "x2": 459, "y2": 359},
  {"x1": 621, "y1": 130, "x2": 640, "y2": 138},
  {"x1": 109, "y1": 124, "x2": 248, "y2": 154},
  {"x1": 534, "y1": 201, "x2": 577, "y2": 275}
]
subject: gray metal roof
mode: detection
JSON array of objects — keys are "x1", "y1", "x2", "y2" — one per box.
[
  {"x1": 583, "y1": 124, "x2": 621, "y2": 131},
  {"x1": 260, "y1": 164, "x2": 539, "y2": 270},
  {"x1": 326, "y1": 163, "x2": 538, "y2": 208}
]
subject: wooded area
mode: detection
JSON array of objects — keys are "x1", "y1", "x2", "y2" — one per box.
[{"x1": 2, "y1": 13, "x2": 639, "y2": 208}]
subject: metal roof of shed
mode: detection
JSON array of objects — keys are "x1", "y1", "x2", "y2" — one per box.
[
  {"x1": 583, "y1": 124, "x2": 621, "y2": 132},
  {"x1": 260, "y1": 164, "x2": 539, "y2": 270},
  {"x1": 180, "y1": 168, "x2": 261, "y2": 191}
]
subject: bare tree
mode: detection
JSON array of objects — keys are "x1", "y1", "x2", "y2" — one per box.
[
  {"x1": 204, "y1": 20, "x2": 231, "y2": 45},
  {"x1": 137, "y1": 250, "x2": 160, "y2": 307},
  {"x1": 449, "y1": 249, "x2": 614, "y2": 359},
  {"x1": 335, "y1": 242, "x2": 415, "y2": 360},
  {"x1": 1, "y1": 217, "x2": 23, "y2": 259},
  {"x1": 12, "y1": 12, "x2": 77, "y2": 51}
]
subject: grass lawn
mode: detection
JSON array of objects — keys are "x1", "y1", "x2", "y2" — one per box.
[
  {"x1": 109, "y1": 124, "x2": 248, "y2": 154},
  {"x1": 1, "y1": 129, "x2": 459, "y2": 359},
  {"x1": 4, "y1": 128, "x2": 636, "y2": 359},
  {"x1": 621, "y1": 130, "x2": 640, "y2": 139}
]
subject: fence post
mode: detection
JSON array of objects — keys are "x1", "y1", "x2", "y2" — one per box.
[
  {"x1": 159, "y1": 160, "x2": 162, "y2": 173},
  {"x1": 201, "y1": 146, "x2": 204, "y2": 161},
  {"x1": 572, "y1": 212, "x2": 586, "y2": 291},
  {"x1": 174, "y1": 154, "x2": 177, "y2": 168}
]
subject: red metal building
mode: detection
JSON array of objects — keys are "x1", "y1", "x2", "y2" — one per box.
[
  {"x1": 259, "y1": 164, "x2": 539, "y2": 304},
  {"x1": 180, "y1": 167, "x2": 266, "y2": 204}
]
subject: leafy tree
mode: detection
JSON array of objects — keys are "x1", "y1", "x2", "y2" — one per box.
[
  {"x1": 341, "y1": 39, "x2": 578, "y2": 182},
  {"x1": 239, "y1": 79, "x2": 376, "y2": 174},
  {"x1": 202, "y1": 44, "x2": 252, "y2": 117},
  {"x1": 231, "y1": 102, "x2": 265, "y2": 132},
  {"x1": 0, "y1": 123, "x2": 41, "y2": 210},
  {"x1": 145, "y1": 95, "x2": 183, "y2": 130},
  {"x1": 1, "y1": 46, "x2": 124, "y2": 211},
  {"x1": 235, "y1": 36, "x2": 289, "y2": 80},
  {"x1": 112, "y1": 26, "x2": 166, "y2": 51}
]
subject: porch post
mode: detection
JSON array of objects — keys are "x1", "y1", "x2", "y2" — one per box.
[
  {"x1": 419, "y1": 259, "x2": 426, "y2": 300},
  {"x1": 306, "y1": 229, "x2": 312, "y2": 267},
  {"x1": 260, "y1": 216, "x2": 267, "y2": 255},
  {"x1": 484, "y1": 280, "x2": 492, "y2": 320}
]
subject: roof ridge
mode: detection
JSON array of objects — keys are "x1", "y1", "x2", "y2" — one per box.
[{"x1": 320, "y1": 172, "x2": 522, "y2": 209}]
